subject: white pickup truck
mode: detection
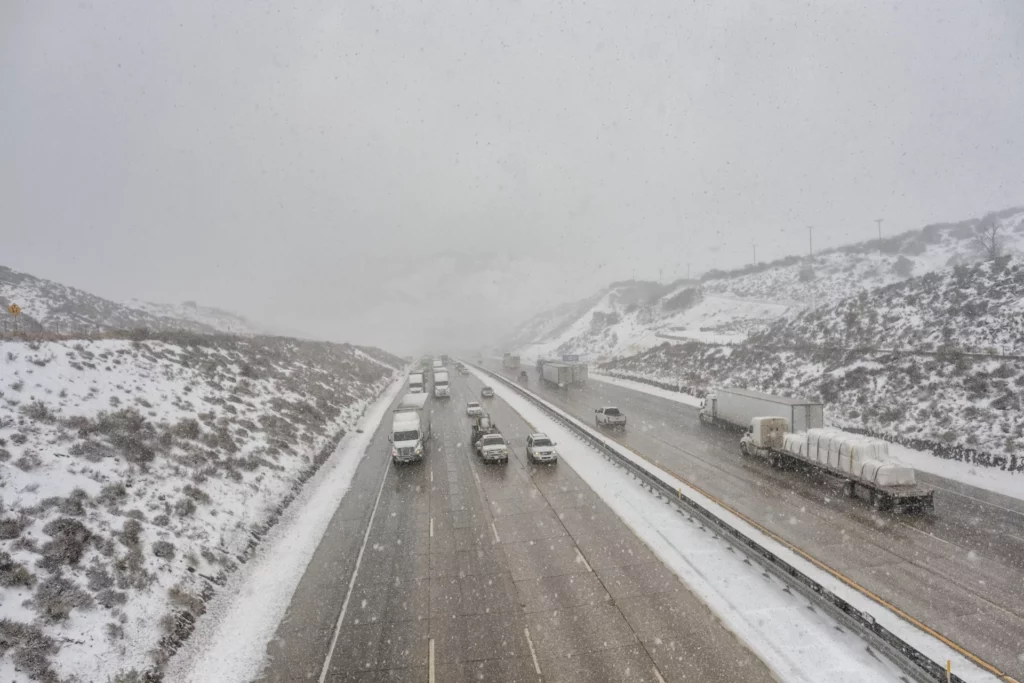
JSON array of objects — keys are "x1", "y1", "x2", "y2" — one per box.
[{"x1": 594, "y1": 406, "x2": 626, "y2": 429}]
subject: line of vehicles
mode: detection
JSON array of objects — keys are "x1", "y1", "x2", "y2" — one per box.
[{"x1": 391, "y1": 355, "x2": 559, "y2": 467}]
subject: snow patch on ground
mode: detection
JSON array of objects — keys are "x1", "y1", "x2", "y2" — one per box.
[
  {"x1": 164, "y1": 377, "x2": 403, "y2": 683},
  {"x1": 886, "y1": 444, "x2": 1024, "y2": 501},
  {"x1": 590, "y1": 373, "x2": 703, "y2": 407}
]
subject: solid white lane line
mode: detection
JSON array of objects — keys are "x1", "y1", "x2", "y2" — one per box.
[
  {"x1": 524, "y1": 627, "x2": 542, "y2": 675},
  {"x1": 652, "y1": 666, "x2": 667, "y2": 683},
  {"x1": 491, "y1": 521, "x2": 501, "y2": 543},
  {"x1": 317, "y1": 459, "x2": 391, "y2": 683},
  {"x1": 575, "y1": 548, "x2": 593, "y2": 573},
  {"x1": 428, "y1": 638, "x2": 436, "y2": 683}
]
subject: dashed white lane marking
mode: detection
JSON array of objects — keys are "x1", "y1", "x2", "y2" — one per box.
[
  {"x1": 318, "y1": 457, "x2": 391, "y2": 683},
  {"x1": 430, "y1": 469, "x2": 434, "y2": 483},
  {"x1": 524, "y1": 627, "x2": 542, "y2": 675},
  {"x1": 575, "y1": 547, "x2": 593, "y2": 573},
  {"x1": 428, "y1": 638, "x2": 436, "y2": 683},
  {"x1": 430, "y1": 517, "x2": 434, "y2": 537},
  {"x1": 491, "y1": 521, "x2": 501, "y2": 543}
]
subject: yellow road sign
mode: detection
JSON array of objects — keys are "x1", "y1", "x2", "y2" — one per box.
[{"x1": 7, "y1": 303, "x2": 20, "y2": 316}]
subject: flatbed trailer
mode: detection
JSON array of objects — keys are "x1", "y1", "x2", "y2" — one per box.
[{"x1": 740, "y1": 437, "x2": 934, "y2": 513}]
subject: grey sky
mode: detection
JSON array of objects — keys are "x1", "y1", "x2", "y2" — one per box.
[{"x1": 3, "y1": 0, "x2": 1023, "y2": 351}]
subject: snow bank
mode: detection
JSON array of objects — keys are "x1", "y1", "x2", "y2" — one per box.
[{"x1": 164, "y1": 377, "x2": 403, "y2": 683}]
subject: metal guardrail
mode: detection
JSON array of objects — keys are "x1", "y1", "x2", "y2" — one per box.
[{"x1": 473, "y1": 363, "x2": 1002, "y2": 683}]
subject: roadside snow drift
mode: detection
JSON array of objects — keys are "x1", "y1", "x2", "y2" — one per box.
[{"x1": 0, "y1": 334, "x2": 400, "y2": 682}]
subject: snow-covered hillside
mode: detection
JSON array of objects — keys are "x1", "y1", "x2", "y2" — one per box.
[
  {"x1": 0, "y1": 334, "x2": 400, "y2": 682},
  {"x1": 508, "y1": 206, "x2": 1024, "y2": 360},
  {"x1": 601, "y1": 257, "x2": 1024, "y2": 474},
  {"x1": 125, "y1": 300, "x2": 262, "y2": 337},
  {"x1": 754, "y1": 258, "x2": 1024, "y2": 355},
  {"x1": 0, "y1": 265, "x2": 261, "y2": 336}
]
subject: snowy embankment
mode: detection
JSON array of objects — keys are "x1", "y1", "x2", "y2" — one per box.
[
  {"x1": 0, "y1": 334, "x2": 400, "y2": 683},
  {"x1": 475, "y1": 368, "x2": 1002, "y2": 683},
  {"x1": 164, "y1": 377, "x2": 403, "y2": 683}
]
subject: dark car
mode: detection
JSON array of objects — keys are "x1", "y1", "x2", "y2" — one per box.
[{"x1": 481, "y1": 386, "x2": 494, "y2": 398}]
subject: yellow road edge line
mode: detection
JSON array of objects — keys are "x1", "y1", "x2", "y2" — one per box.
[{"x1": 604, "y1": 431, "x2": 1020, "y2": 683}]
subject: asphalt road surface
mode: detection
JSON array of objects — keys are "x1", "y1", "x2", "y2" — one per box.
[
  {"x1": 256, "y1": 371, "x2": 776, "y2": 682},
  {"x1": 492, "y1": 362, "x2": 1024, "y2": 680}
]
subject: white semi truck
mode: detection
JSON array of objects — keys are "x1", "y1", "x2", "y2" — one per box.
[
  {"x1": 740, "y1": 417, "x2": 934, "y2": 512},
  {"x1": 390, "y1": 393, "x2": 431, "y2": 464},
  {"x1": 408, "y1": 372, "x2": 425, "y2": 394},
  {"x1": 700, "y1": 387, "x2": 823, "y2": 432},
  {"x1": 433, "y1": 370, "x2": 450, "y2": 398},
  {"x1": 540, "y1": 361, "x2": 588, "y2": 388}
]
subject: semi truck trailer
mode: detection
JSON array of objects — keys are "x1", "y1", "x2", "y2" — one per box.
[{"x1": 700, "y1": 387, "x2": 823, "y2": 432}]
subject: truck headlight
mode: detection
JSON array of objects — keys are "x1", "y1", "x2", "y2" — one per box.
[{"x1": 415, "y1": 444, "x2": 423, "y2": 455}]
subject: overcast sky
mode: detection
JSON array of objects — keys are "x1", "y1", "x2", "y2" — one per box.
[{"x1": 3, "y1": 0, "x2": 1023, "y2": 351}]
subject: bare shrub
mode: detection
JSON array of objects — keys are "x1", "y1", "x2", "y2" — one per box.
[
  {"x1": 174, "y1": 498, "x2": 197, "y2": 517},
  {"x1": 14, "y1": 450, "x2": 42, "y2": 471},
  {"x1": 39, "y1": 517, "x2": 93, "y2": 570},
  {"x1": 0, "y1": 619, "x2": 58, "y2": 681},
  {"x1": 182, "y1": 484, "x2": 211, "y2": 505},
  {"x1": 33, "y1": 575, "x2": 95, "y2": 622},
  {"x1": 153, "y1": 540, "x2": 176, "y2": 560},
  {"x1": 21, "y1": 400, "x2": 57, "y2": 423},
  {"x1": 0, "y1": 515, "x2": 30, "y2": 540},
  {"x1": 0, "y1": 551, "x2": 35, "y2": 588}
]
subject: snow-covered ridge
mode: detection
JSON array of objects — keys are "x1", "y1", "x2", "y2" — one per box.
[
  {"x1": 0, "y1": 334, "x2": 401, "y2": 682},
  {"x1": 509, "y1": 206, "x2": 1024, "y2": 361},
  {"x1": 0, "y1": 264, "x2": 262, "y2": 336}
]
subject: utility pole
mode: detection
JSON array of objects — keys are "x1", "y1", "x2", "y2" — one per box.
[
  {"x1": 808, "y1": 226, "x2": 813, "y2": 259},
  {"x1": 875, "y1": 218, "x2": 884, "y2": 256}
]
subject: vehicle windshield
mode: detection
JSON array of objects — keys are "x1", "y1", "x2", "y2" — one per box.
[
  {"x1": 604, "y1": 408, "x2": 621, "y2": 416},
  {"x1": 393, "y1": 430, "x2": 419, "y2": 442},
  {"x1": 531, "y1": 438, "x2": 552, "y2": 448},
  {"x1": 468, "y1": 403, "x2": 479, "y2": 408},
  {"x1": 481, "y1": 435, "x2": 504, "y2": 446}
]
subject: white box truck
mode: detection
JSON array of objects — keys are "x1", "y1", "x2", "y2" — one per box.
[
  {"x1": 541, "y1": 361, "x2": 573, "y2": 387},
  {"x1": 390, "y1": 393, "x2": 431, "y2": 464},
  {"x1": 699, "y1": 387, "x2": 823, "y2": 432},
  {"x1": 408, "y1": 372, "x2": 425, "y2": 394},
  {"x1": 433, "y1": 370, "x2": 450, "y2": 398}
]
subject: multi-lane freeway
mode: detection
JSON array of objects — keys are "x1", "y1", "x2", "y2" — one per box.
[
  {"x1": 256, "y1": 371, "x2": 775, "y2": 682},
  {"x1": 493, "y1": 362, "x2": 1024, "y2": 681}
]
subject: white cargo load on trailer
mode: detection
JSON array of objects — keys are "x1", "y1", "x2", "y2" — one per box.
[
  {"x1": 701, "y1": 387, "x2": 823, "y2": 432},
  {"x1": 740, "y1": 418, "x2": 930, "y2": 512}
]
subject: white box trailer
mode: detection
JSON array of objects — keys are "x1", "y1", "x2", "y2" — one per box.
[
  {"x1": 700, "y1": 387, "x2": 823, "y2": 432},
  {"x1": 503, "y1": 353, "x2": 521, "y2": 369},
  {"x1": 433, "y1": 370, "x2": 450, "y2": 398},
  {"x1": 408, "y1": 372, "x2": 425, "y2": 393},
  {"x1": 542, "y1": 362, "x2": 573, "y2": 387}
]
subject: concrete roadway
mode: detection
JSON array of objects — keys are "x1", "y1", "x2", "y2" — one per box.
[
  {"x1": 491, "y1": 362, "x2": 1024, "y2": 680},
  {"x1": 256, "y1": 372, "x2": 776, "y2": 682}
]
